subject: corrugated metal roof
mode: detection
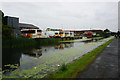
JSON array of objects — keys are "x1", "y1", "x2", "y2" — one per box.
[{"x1": 19, "y1": 23, "x2": 39, "y2": 29}]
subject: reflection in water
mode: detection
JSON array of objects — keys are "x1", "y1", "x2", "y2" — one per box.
[
  {"x1": 55, "y1": 45, "x2": 59, "y2": 49},
  {"x1": 23, "y1": 48, "x2": 42, "y2": 58},
  {"x1": 82, "y1": 40, "x2": 93, "y2": 43},
  {"x1": 55, "y1": 42, "x2": 74, "y2": 49},
  {"x1": 2, "y1": 46, "x2": 36, "y2": 75},
  {"x1": 60, "y1": 44, "x2": 64, "y2": 49},
  {"x1": 3, "y1": 42, "x2": 74, "y2": 75},
  {"x1": 82, "y1": 38, "x2": 104, "y2": 43},
  {"x1": 2, "y1": 48, "x2": 22, "y2": 74}
]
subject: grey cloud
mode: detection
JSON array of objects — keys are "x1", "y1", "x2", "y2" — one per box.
[{"x1": 1, "y1": 2, "x2": 118, "y2": 32}]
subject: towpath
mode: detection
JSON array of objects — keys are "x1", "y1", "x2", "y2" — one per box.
[{"x1": 77, "y1": 38, "x2": 119, "y2": 78}]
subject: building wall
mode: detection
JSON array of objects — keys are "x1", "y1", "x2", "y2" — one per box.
[
  {"x1": 4, "y1": 16, "x2": 19, "y2": 28},
  {"x1": 68, "y1": 30, "x2": 103, "y2": 37},
  {"x1": 4, "y1": 16, "x2": 21, "y2": 37}
]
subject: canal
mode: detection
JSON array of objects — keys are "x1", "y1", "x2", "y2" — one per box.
[
  {"x1": 3, "y1": 41, "x2": 84, "y2": 75},
  {"x1": 2, "y1": 37, "x2": 113, "y2": 78}
]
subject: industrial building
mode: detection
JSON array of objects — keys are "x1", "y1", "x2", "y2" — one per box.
[
  {"x1": 19, "y1": 23, "x2": 39, "y2": 30},
  {"x1": 3, "y1": 16, "x2": 20, "y2": 37},
  {"x1": 3, "y1": 16, "x2": 39, "y2": 37},
  {"x1": 67, "y1": 30, "x2": 103, "y2": 37}
]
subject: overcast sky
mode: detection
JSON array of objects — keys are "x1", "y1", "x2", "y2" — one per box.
[{"x1": 1, "y1": 1, "x2": 118, "y2": 32}]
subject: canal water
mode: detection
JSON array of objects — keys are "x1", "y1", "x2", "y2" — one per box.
[
  {"x1": 3, "y1": 38, "x2": 106, "y2": 78},
  {"x1": 3, "y1": 40, "x2": 93, "y2": 75}
]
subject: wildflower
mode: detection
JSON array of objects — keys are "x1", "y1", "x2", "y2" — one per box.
[
  {"x1": 34, "y1": 67, "x2": 37, "y2": 69},
  {"x1": 57, "y1": 64, "x2": 60, "y2": 67}
]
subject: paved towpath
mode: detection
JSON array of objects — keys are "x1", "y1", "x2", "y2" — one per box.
[{"x1": 77, "y1": 38, "x2": 119, "y2": 78}]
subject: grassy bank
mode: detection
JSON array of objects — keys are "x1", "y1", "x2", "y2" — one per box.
[
  {"x1": 2, "y1": 38, "x2": 61, "y2": 48},
  {"x1": 48, "y1": 37, "x2": 115, "y2": 79}
]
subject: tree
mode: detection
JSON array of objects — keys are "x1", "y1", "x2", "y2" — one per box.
[
  {"x1": 104, "y1": 29, "x2": 110, "y2": 33},
  {"x1": 2, "y1": 25, "x2": 14, "y2": 39},
  {"x1": 103, "y1": 29, "x2": 111, "y2": 38}
]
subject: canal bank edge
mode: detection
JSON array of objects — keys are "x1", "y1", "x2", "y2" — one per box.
[
  {"x1": 59, "y1": 37, "x2": 103, "y2": 43},
  {"x1": 47, "y1": 37, "x2": 115, "y2": 79}
]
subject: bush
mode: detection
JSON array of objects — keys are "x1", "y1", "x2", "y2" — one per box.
[
  {"x1": 2, "y1": 38, "x2": 61, "y2": 48},
  {"x1": 2, "y1": 25, "x2": 14, "y2": 39},
  {"x1": 2, "y1": 38, "x2": 36, "y2": 48},
  {"x1": 36, "y1": 38, "x2": 61, "y2": 46},
  {"x1": 60, "y1": 64, "x2": 68, "y2": 71}
]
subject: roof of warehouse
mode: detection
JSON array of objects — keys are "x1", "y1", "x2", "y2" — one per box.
[{"x1": 19, "y1": 23, "x2": 39, "y2": 29}]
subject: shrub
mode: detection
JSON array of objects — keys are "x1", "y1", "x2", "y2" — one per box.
[{"x1": 60, "y1": 64, "x2": 68, "y2": 71}]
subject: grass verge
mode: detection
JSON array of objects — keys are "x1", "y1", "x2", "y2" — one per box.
[{"x1": 47, "y1": 37, "x2": 115, "y2": 79}]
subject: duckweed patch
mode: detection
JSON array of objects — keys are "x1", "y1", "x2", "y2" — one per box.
[{"x1": 2, "y1": 64, "x2": 19, "y2": 74}]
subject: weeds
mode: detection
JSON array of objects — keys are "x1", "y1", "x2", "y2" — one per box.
[
  {"x1": 2, "y1": 38, "x2": 61, "y2": 48},
  {"x1": 59, "y1": 64, "x2": 68, "y2": 71}
]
